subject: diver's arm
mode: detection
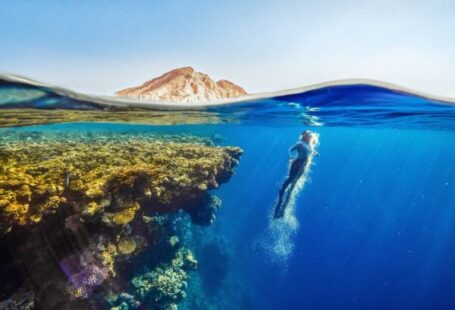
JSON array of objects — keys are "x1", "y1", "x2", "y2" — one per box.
[
  {"x1": 307, "y1": 143, "x2": 319, "y2": 157},
  {"x1": 288, "y1": 144, "x2": 298, "y2": 157}
]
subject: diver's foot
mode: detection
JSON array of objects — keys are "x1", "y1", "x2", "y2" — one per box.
[
  {"x1": 273, "y1": 198, "x2": 281, "y2": 218},
  {"x1": 273, "y1": 204, "x2": 284, "y2": 219}
]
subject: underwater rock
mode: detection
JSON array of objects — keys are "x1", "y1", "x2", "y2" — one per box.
[
  {"x1": 0, "y1": 288, "x2": 35, "y2": 310},
  {"x1": 64, "y1": 214, "x2": 82, "y2": 233},
  {"x1": 185, "y1": 194, "x2": 222, "y2": 226}
]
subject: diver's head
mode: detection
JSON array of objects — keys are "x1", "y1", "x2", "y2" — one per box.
[{"x1": 300, "y1": 130, "x2": 311, "y2": 142}]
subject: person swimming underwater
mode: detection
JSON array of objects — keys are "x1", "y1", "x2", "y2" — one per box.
[{"x1": 273, "y1": 130, "x2": 319, "y2": 219}]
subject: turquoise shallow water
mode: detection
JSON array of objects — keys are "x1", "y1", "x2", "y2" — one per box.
[{"x1": 1, "y1": 79, "x2": 455, "y2": 309}]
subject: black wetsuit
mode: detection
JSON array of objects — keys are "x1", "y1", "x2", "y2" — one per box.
[{"x1": 274, "y1": 141, "x2": 310, "y2": 219}]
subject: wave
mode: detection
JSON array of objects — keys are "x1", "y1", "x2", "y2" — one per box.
[
  {"x1": 1, "y1": 73, "x2": 455, "y2": 130},
  {"x1": 1, "y1": 72, "x2": 455, "y2": 109}
]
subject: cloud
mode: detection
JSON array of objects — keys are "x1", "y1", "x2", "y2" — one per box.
[{"x1": 345, "y1": 46, "x2": 455, "y2": 97}]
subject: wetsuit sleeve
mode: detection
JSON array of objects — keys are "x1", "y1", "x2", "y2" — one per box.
[{"x1": 289, "y1": 143, "x2": 298, "y2": 157}]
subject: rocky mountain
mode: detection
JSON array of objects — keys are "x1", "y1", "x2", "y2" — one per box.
[{"x1": 115, "y1": 67, "x2": 247, "y2": 103}]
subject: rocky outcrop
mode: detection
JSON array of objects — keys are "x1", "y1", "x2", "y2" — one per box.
[{"x1": 116, "y1": 67, "x2": 247, "y2": 103}]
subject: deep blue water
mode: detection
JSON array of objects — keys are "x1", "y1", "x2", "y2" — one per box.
[
  {"x1": 215, "y1": 125, "x2": 455, "y2": 309},
  {"x1": 1, "y1": 79, "x2": 455, "y2": 309}
]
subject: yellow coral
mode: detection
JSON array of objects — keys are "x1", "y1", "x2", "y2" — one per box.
[
  {"x1": 29, "y1": 213, "x2": 42, "y2": 223},
  {"x1": 100, "y1": 246, "x2": 117, "y2": 277},
  {"x1": 117, "y1": 237, "x2": 137, "y2": 255},
  {"x1": 67, "y1": 286, "x2": 87, "y2": 299},
  {"x1": 84, "y1": 202, "x2": 102, "y2": 216},
  {"x1": 85, "y1": 186, "x2": 104, "y2": 199},
  {"x1": 112, "y1": 202, "x2": 140, "y2": 226}
]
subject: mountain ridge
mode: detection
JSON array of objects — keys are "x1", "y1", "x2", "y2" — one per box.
[{"x1": 115, "y1": 67, "x2": 247, "y2": 103}]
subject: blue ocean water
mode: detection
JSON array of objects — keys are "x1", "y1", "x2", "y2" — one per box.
[
  {"x1": 215, "y1": 125, "x2": 455, "y2": 309},
  {"x1": 1, "y1": 78, "x2": 455, "y2": 309}
]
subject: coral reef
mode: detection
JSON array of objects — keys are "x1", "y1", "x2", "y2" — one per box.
[
  {"x1": 108, "y1": 247, "x2": 198, "y2": 310},
  {"x1": 0, "y1": 132, "x2": 242, "y2": 234},
  {"x1": 0, "y1": 108, "x2": 223, "y2": 127},
  {"x1": 0, "y1": 131, "x2": 242, "y2": 309}
]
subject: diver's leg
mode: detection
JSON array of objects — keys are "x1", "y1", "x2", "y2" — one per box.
[
  {"x1": 274, "y1": 161, "x2": 302, "y2": 218},
  {"x1": 279, "y1": 177, "x2": 293, "y2": 199},
  {"x1": 278, "y1": 162, "x2": 307, "y2": 217},
  {"x1": 281, "y1": 178, "x2": 299, "y2": 209},
  {"x1": 274, "y1": 177, "x2": 293, "y2": 218}
]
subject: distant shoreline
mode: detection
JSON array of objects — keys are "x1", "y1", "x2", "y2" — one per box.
[{"x1": 1, "y1": 72, "x2": 454, "y2": 110}]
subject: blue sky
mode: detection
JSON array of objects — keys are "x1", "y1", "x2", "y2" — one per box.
[{"x1": 1, "y1": 0, "x2": 454, "y2": 96}]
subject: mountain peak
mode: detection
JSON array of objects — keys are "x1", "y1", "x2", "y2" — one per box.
[{"x1": 116, "y1": 67, "x2": 247, "y2": 103}]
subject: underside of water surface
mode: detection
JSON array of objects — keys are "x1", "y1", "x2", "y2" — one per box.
[{"x1": 0, "y1": 77, "x2": 454, "y2": 309}]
